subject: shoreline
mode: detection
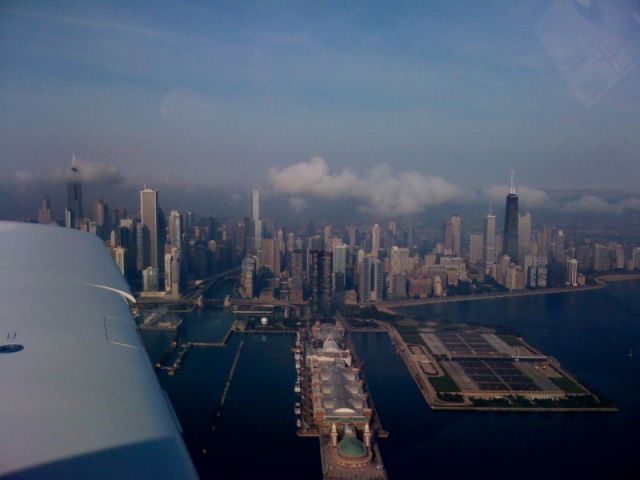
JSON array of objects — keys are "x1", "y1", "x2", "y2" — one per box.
[
  {"x1": 596, "y1": 273, "x2": 640, "y2": 282},
  {"x1": 380, "y1": 283, "x2": 606, "y2": 311}
]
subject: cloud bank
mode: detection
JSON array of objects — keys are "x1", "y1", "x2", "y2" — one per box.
[
  {"x1": 1, "y1": 158, "x2": 124, "y2": 188},
  {"x1": 268, "y1": 158, "x2": 640, "y2": 217},
  {"x1": 268, "y1": 157, "x2": 465, "y2": 216},
  {"x1": 483, "y1": 184, "x2": 552, "y2": 208},
  {"x1": 562, "y1": 195, "x2": 640, "y2": 215}
]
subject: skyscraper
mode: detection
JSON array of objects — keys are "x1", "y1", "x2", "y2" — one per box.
[
  {"x1": 371, "y1": 258, "x2": 383, "y2": 302},
  {"x1": 168, "y1": 210, "x2": 183, "y2": 249},
  {"x1": 450, "y1": 214, "x2": 461, "y2": 256},
  {"x1": 469, "y1": 233, "x2": 483, "y2": 265},
  {"x1": 359, "y1": 256, "x2": 372, "y2": 303},
  {"x1": 333, "y1": 243, "x2": 348, "y2": 292},
  {"x1": 140, "y1": 187, "x2": 160, "y2": 271},
  {"x1": 503, "y1": 172, "x2": 519, "y2": 263},
  {"x1": 443, "y1": 220, "x2": 453, "y2": 255},
  {"x1": 94, "y1": 199, "x2": 110, "y2": 240},
  {"x1": 371, "y1": 224, "x2": 380, "y2": 257},
  {"x1": 518, "y1": 212, "x2": 532, "y2": 261},
  {"x1": 66, "y1": 156, "x2": 83, "y2": 228},
  {"x1": 251, "y1": 187, "x2": 260, "y2": 221},
  {"x1": 37, "y1": 195, "x2": 52, "y2": 224},
  {"x1": 483, "y1": 212, "x2": 496, "y2": 265},
  {"x1": 566, "y1": 258, "x2": 578, "y2": 286},
  {"x1": 289, "y1": 249, "x2": 304, "y2": 304},
  {"x1": 250, "y1": 187, "x2": 262, "y2": 252}
]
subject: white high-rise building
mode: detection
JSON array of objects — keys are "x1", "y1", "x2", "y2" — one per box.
[{"x1": 566, "y1": 258, "x2": 578, "y2": 287}]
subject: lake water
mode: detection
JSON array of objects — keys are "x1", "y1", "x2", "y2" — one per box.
[{"x1": 141, "y1": 280, "x2": 640, "y2": 479}]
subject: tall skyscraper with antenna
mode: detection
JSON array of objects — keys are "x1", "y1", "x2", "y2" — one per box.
[
  {"x1": 66, "y1": 155, "x2": 83, "y2": 228},
  {"x1": 503, "y1": 171, "x2": 519, "y2": 263}
]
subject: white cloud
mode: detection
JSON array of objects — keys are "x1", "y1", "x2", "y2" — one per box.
[
  {"x1": 288, "y1": 196, "x2": 309, "y2": 212},
  {"x1": 1, "y1": 157, "x2": 124, "y2": 187},
  {"x1": 51, "y1": 157, "x2": 124, "y2": 185},
  {"x1": 269, "y1": 157, "x2": 465, "y2": 216},
  {"x1": 563, "y1": 195, "x2": 640, "y2": 214},
  {"x1": 483, "y1": 184, "x2": 551, "y2": 208}
]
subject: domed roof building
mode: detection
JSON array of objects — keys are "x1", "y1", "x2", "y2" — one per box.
[{"x1": 329, "y1": 424, "x2": 373, "y2": 469}]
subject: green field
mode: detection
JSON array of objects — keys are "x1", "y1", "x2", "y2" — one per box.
[
  {"x1": 550, "y1": 376, "x2": 586, "y2": 394},
  {"x1": 497, "y1": 334, "x2": 523, "y2": 347},
  {"x1": 428, "y1": 373, "x2": 461, "y2": 393}
]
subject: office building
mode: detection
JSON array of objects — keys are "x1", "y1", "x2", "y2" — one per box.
[
  {"x1": 371, "y1": 224, "x2": 380, "y2": 257},
  {"x1": 503, "y1": 172, "x2": 519, "y2": 263},
  {"x1": 518, "y1": 212, "x2": 532, "y2": 261},
  {"x1": 66, "y1": 157, "x2": 83, "y2": 228},
  {"x1": 469, "y1": 233, "x2": 483, "y2": 265},
  {"x1": 140, "y1": 187, "x2": 162, "y2": 271},
  {"x1": 37, "y1": 195, "x2": 53, "y2": 224},
  {"x1": 450, "y1": 214, "x2": 461, "y2": 256},
  {"x1": 333, "y1": 244, "x2": 348, "y2": 292},
  {"x1": 483, "y1": 212, "x2": 496, "y2": 265}
]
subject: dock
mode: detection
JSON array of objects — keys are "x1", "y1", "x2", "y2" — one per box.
[{"x1": 209, "y1": 339, "x2": 245, "y2": 432}]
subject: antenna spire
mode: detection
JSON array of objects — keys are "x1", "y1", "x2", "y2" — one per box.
[{"x1": 510, "y1": 170, "x2": 516, "y2": 195}]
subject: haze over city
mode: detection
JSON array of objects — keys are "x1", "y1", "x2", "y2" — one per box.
[{"x1": 2, "y1": 0, "x2": 640, "y2": 221}]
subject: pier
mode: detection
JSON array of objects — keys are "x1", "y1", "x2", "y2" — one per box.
[
  {"x1": 294, "y1": 321, "x2": 388, "y2": 479},
  {"x1": 209, "y1": 339, "x2": 245, "y2": 432}
]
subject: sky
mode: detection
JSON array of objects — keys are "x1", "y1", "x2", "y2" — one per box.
[{"x1": 1, "y1": 0, "x2": 639, "y2": 219}]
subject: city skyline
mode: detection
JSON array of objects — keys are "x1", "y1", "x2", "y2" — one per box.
[
  {"x1": 3, "y1": 156, "x2": 640, "y2": 222},
  {"x1": 3, "y1": 2, "x2": 640, "y2": 479}
]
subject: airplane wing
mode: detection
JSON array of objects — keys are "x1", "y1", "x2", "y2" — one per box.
[{"x1": 0, "y1": 222, "x2": 198, "y2": 479}]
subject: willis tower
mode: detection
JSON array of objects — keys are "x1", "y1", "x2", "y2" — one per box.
[
  {"x1": 503, "y1": 171, "x2": 519, "y2": 263},
  {"x1": 66, "y1": 155, "x2": 83, "y2": 228}
]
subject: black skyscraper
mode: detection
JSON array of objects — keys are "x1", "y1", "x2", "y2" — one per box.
[
  {"x1": 503, "y1": 172, "x2": 519, "y2": 263},
  {"x1": 66, "y1": 157, "x2": 83, "y2": 227}
]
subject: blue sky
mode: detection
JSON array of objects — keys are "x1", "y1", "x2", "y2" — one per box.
[{"x1": 1, "y1": 0, "x2": 639, "y2": 196}]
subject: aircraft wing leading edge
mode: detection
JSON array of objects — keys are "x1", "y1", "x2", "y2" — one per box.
[{"x1": 0, "y1": 222, "x2": 198, "y2": 479}]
